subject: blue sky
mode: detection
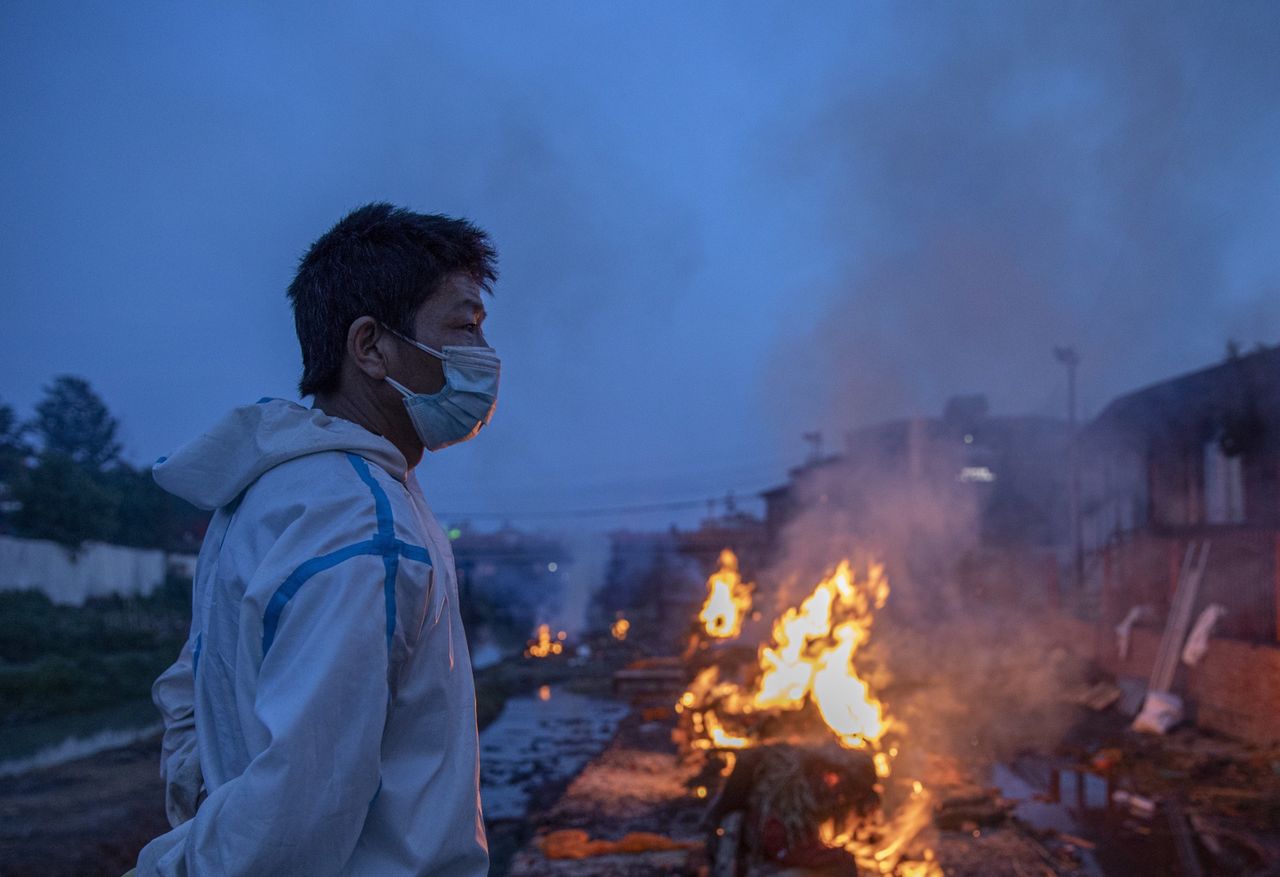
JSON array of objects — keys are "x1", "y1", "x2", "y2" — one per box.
[{"x1": 2, "y1": 2, "x2": 1277, "y2": 529}]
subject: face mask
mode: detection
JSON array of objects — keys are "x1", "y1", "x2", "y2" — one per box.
[{"x1": 384, "y1": 329, "x2": 500, "y2": 451}]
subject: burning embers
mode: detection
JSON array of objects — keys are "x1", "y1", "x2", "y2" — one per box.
[
  {"x1": 525, "y1": 623, "x2": 567, "y2": 658},
  {"x1": 681, "y1": 554, "x2": 941, "y2": 875},
  {"x1": 698, "y1": 549, "x2": 754, "y2": 639}
]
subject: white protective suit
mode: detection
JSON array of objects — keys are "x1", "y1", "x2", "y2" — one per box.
[{"x1": 136, "y1": 399, "x2": 487, "y2": 876}]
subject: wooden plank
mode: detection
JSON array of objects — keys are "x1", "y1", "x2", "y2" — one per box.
[{"x1": 1151, "y1": 543, "x2": 1196, "y2": 694}]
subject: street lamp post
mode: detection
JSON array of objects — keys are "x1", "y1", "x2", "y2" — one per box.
[{"x1": 1054, "y1": 346, "x2": 1082, "y2": 598}]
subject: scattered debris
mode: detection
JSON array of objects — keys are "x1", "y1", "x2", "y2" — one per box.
[
  {"x1": 1134, "y1": 540, "x2": 1208, "y2": 735},
  {"x1": 1112, "y1": 789, "x2": 1157, "y2": 819},
  {"x1": 1071, "y1": 680, "x2": 1122, "y2": 712},
  {"x1": 933, "y1": 788, "x2": 1012, "y2": 831},
  {"x1": 1165, "y1": 799, "x2": 1206, "y2": 877}
]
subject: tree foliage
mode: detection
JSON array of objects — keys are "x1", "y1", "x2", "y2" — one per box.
[
  {"x1": 31, "y1": 375, "x2": 122, "y2": 471},
  {"x1": 12, "y1": 453, "x2": 120, "y2": 548},
  {"x1": 0, "y1": 399, "x2": 31, "y2": 500},
  {"x1": 2, "y1": 377, "x2": 210, "y2": 550}
]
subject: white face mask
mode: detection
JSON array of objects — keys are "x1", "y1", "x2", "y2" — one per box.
[{"x1": 384, "y1": 329, "x2": 500, "y2": 452}]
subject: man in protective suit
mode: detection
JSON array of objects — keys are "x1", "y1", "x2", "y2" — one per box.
[{"x1": 134, "y1": 203, "x2": 499, "y2": 876}]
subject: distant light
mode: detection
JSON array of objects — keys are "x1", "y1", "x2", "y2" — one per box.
[
  {"x1": 611, "y1": 617, "x2": 630, "y2": 640},
  {"x1": 547, "y1": 562, "x2": 558, "y2": 572},
  {"x1": 447, "y1": 528, "x2": 462, "y2": 540},
  {"x1": 959, "y1": 466, "x2": 996, "y2": 483},
  {"x1": 538, "y1": 685, "x2": 551, "y2": 702},
  {"x1": 963, "y1": 434, "x2": 974, "y2": 444}
]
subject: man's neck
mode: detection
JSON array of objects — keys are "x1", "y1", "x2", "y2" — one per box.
[{"x1": 312, "y1": 390, "x2": 424, "y2": 470}]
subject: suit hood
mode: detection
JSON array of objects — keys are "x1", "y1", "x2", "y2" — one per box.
[{"x1": 153, "y1": 398, "x2": 407, "y2": 510}]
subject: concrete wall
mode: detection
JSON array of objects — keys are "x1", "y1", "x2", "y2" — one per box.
[
  {"x1": 0, "y1": 534, "x2": 191, "y2": 605},
  {"x1": 1051, "y1": 614, "x2": 1280, "y2": 747}
]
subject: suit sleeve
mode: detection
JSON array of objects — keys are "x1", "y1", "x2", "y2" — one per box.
[
  {"x1": 153, "y1": 635, "x2": 203, "y2": 828},
  {"x1": 140, "y1": 553, "x2": 391, "y2": 876}
]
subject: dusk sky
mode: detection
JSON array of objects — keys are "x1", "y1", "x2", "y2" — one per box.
[{"x1": 3, "y1": 2, "x2": 1278, "y2": 530}]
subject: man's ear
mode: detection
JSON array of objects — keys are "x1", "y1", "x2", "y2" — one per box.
[{"x1": 347, "y1": 317, "x2": 391, "y2": 380}]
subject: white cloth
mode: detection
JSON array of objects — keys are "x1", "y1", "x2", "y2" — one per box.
[
  {"x1": 136, "y1": 399, "x2": 487, "y2": 876},
  {"x1": 1181, "y1": 603, "x2": 1227, "y2": 667},
  {"x1": 1132, "y1": 691, "x2": 1184, "y2": 735},
  {"x1": 1114, "y1": 605, "x2": 1153, "y2": 661}
]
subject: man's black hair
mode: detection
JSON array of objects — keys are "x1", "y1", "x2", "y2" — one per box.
[{"x1": 287, "y1": 202, "x2": 498, "y2": 398}]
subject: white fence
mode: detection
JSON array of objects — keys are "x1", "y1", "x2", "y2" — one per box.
[{"x1": 0, "y1": 535, "x2": 195, "y2": 605}]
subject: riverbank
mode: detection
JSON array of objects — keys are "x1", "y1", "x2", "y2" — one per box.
[
  {"x1": 0, "y1": 650, "x2": 630, "y2": 876},
  {"x1": 0, "y1": 737, "x2": 167, "y2": 877}
]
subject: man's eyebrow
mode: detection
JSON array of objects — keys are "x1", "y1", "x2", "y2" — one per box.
[{"x1": 453, "y1": 300, "x2": 486, "y2": 319}]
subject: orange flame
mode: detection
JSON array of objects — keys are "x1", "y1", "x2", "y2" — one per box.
[
  {"x1": 752, "y1": 562, "x2": 889, "y2": 757},
  {"x1": 699, "y1": 549, "x2": 753, "y2": 639},
  {"x1": 525, "y1": 623, "x2": 563, "y2": 658},
  {"x1": 611, "y1": 616, "x2": 630, "y2": 641},
  {"x1": 679, "y1": 558, "x2": 940, "y2": 874}
]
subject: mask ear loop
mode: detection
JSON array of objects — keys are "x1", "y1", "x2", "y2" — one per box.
[
  {"x1": 385, "y1": 376, "x2": 415, "y2": 398},
  {"x1": 383, "y1": 324, "x2": 446, "y2": 360}
]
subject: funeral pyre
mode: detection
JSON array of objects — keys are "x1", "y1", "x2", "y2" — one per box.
[
  {"x1": 526, "y1": 623, "x2": 568, "y2": 658},
  {"x1": 678, "y1": 550, "x2": 943, "y2": 875}
]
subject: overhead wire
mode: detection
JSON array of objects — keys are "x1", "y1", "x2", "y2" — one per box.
[{"x1": 435, "y1": 482, "x2": 774, "y2": 521}]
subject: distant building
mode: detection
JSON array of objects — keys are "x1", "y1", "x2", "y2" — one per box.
[
  {"x1": 597, "y1": 511, "x2": 771, "y2": 653},
  {"x1": 449, "y1": 524, "x2": 570, "y2": 644},
  {"x1": 762, "y1": 398, "x2": 1070, "y2": 553},
  {"x1": 1077, "y1": 344, "x2": 1280, "y2": 641},
  {"x1": 1080, "y1": 345, "x2": 1280, "y2": 544},
  {"x1": 756, "y1": 397, "x2": 1069, "y2": 612}
]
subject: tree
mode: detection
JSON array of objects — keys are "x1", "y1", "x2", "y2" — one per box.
[
  {"x1": 12, "y1": 452, "x2": 120, "y2": 548},
  {"x1": 30, "y1": 376, "x2": 121, "y2": 471},
  {"x1": 0, "y1": 400, "x2": 32, "y2": 531},
  {"x1": 0, "y1": 399, "x2": 31, "y2": 485}
]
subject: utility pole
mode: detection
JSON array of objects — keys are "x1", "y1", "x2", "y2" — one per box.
[
  {"x1": 802, "y1": 431, "x2": 824, "y2": 464},
  {"x1": 1054, "y1": 346, "x2": 1082, "y2": 596}
]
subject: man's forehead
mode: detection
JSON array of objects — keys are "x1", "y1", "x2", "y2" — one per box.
[{"x1": 425, "y1": 274, "x2": 486, "y2": 315}]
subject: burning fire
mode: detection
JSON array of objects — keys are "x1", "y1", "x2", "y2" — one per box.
[
  {"x1": 698, "y1": 548, "x2": 753, "y2": 638},
  {"x1": 611, "y1": 615, "x2": 630, "y2": 641},
  {"x1": 747, "y1": 561, "x2": 888, "y2": 758},
  {"x1": 756, "y1": 561, "x2": 889, "y2": 753},
  {"x1": 680, "y1": 555, "x2": 940, "y2": 874},
  {"x1": 525, "y1": 623, "x2": 565, "y2": 658}
]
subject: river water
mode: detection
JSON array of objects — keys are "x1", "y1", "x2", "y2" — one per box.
[
  {"x1": 2, "y1": 686, "x2": 629, "y2": 829},
  {"x1": 480, "y1": 686, "x2": 629, "y2": 821},
  {"x1": 0, "y1": 699, "x2": 160, "y2": 778}
]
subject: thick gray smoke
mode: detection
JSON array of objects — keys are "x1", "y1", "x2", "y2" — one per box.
[
  {"x1": 749, "y1": 4, "x2": 1280, "y2": 764},
  {"x1": 761, "y1": 462, "x2": 1083, "y2": 768},
  {"x1": 764, "y1": 1, "x2": 1280, "y2": 440}
]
